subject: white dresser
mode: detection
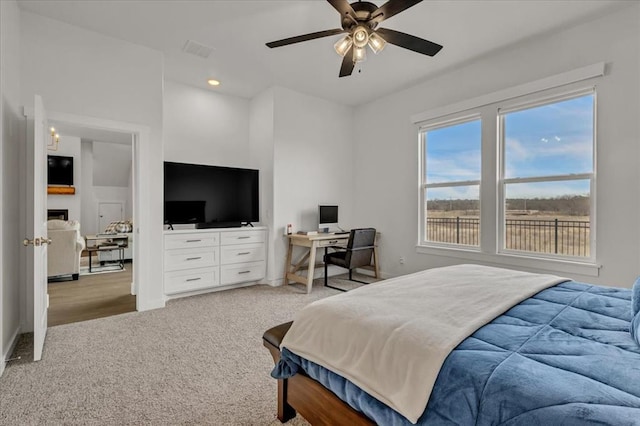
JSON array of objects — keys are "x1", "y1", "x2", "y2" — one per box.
[{"x1": 163, "y1": 227, "x2": 266, "y2": 298}]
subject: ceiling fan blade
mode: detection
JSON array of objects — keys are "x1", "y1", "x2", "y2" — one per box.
[
  {"x1": 375, "y1": 27, "x2": 442, "y2": 56},
  {"x1": 266, "y1": 28, "x2": 346, "y2": 48},
  {"x1": 369, "y1": 0, "x2": 424, "y2": 25},
  {"x1": 339, "y1": 47, "x2": 355, "y2": 77},
  {"x1": 327, "y1": 0, "x2": 358, "y2": 22}
]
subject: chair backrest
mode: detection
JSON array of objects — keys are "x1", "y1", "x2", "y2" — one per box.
[{"x1": 346, "y1": 228, "x2": 376, "y2": 268}]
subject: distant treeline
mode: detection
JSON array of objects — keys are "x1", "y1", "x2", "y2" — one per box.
[{"x1": 427, "y1": 195, "x2": 589, "y2": 216}]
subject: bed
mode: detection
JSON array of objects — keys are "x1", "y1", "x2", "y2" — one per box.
[{"x1": 264, "y1": 264, "x2": 640, "y2": 425}]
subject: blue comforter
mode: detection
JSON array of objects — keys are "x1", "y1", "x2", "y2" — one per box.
[{"x1": 273, "y1": 281, "x2": 640, "y2": 425}]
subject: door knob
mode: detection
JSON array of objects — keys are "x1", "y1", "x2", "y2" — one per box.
[
  {"x1": 23, "y1": 238, "x2": 42, "y2": 247},
  {"x1": 42, "y1": 238, "x2": 53, "y2": 245}
]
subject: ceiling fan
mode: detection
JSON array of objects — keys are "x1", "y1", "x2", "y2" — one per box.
[{"x1": 265, "y1": 0, "x2": 443, "y2": 77}]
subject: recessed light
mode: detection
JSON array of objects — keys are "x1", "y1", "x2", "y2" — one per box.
[{"x1": 207, "y1": 79, "x2": 220, "y2": 87}]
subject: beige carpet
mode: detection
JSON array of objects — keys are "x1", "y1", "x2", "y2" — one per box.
[{"x1": 1, "y1": 273, "x2": 377, "y2": 425}]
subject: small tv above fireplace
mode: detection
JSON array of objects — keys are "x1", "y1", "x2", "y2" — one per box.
[{"x1": 48, "y1": 155, "x2": 74, "y2": 186}]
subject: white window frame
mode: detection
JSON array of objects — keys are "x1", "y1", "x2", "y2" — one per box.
[
  {"x1": 497, "y1": 89, "x2": 597, "y2": 263},
  {"x1": 418, "y1": 114, "x2": 482, "y2": 249},
  {"x1": 413, "y1": 63, "x2": 604, "y2": 277}
]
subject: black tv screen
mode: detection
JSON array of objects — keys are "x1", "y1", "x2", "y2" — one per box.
[
  {"x1": 48, "y1": 155, "x2": 74, "y2": 185},
  {"x1": 164, "y1": 162, "x2": 259, "y2": 226}
]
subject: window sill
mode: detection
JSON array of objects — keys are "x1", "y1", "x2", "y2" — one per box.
[{"x1": 415, "y1": 245, "x2": 600, "y2": 277}]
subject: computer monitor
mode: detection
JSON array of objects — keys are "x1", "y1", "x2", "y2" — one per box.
[{"x1": 318, "y1": 205, "x2": 339, "y2": 231}]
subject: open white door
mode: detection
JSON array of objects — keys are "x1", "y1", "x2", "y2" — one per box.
[{"x1": 23, "y1": 95, "x2": 50, "y2": 361}]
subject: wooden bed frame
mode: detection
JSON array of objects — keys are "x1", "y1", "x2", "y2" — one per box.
[{"x1": 263, "y1": 322, "x2": 374, "y2": 425}]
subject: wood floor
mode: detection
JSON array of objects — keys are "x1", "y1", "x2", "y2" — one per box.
[{"x1": 48, "y1": 263, "x2": 136, "y2": 327}]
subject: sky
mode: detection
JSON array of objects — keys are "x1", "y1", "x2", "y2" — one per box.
[{"x1": 425, "y1": 94, "x2": 593, "y2": 200}]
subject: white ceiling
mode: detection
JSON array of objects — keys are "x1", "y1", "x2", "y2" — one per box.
[{"x1": 18, "y1": 0, "x2": 629, "y2": 107}]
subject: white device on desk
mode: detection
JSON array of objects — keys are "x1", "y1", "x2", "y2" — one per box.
[{"x1": 318, "y1": 205, "x2": 341, "y2": 233}]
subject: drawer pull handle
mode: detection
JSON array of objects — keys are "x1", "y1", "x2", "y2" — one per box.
[
  {"x1": 237, "y1": 236, "x2": 251, "y2": 239},
  {"x1": 237, "y1": 252, "x2": 251, "y2": 255},
  {"x1": 238, "y1": 270, "x2": 251, "y2": 274},
  {"x1": 186, "y1": 239, "x2": 201, "y2": 243},
  {"x1": 330, "y1": 240, "x2": 338, "y2": 244},
  {"x1": 186, "y1": 256, "x2": 202, "y2": 261},
  {"x1": 186, "y1": 277, "x2": 201, "y2": 282}
]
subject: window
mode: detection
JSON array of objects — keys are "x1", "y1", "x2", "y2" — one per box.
[
  {"x1": 416, "y1": 77, "x2": 599, "y2": 270},
  {"x1": 500, "y1": 92, "x2": 594, "y2": 258},
  {"x1": 420, "y1": 117, "x2": 481, "y2": 247}
]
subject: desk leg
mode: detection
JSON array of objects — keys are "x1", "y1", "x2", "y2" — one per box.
[
  {"x1": 89, "y1": 251, "x2": 93, "y2": 273},
  {"x1": 306, "y1": 241, "x2": 318, "y2": 294},
  {"x1": 373, "y1": 246, "x2": 380, "y2": 279},
  {"x1": 283, "y1": 239, "x2": 293, "y2": 286}
]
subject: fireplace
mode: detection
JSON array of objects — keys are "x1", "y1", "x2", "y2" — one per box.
[{"x1": 48, "y1": 209, "x2": 68, "y2": 221}]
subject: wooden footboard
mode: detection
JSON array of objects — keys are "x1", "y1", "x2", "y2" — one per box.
[{"x1": 263, "y1": 322, "x2": 373, "y2": 425}]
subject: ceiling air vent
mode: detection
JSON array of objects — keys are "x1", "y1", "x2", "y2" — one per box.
[{"x1": 182, "y1": 40, "x2": 214, "y2": 58}]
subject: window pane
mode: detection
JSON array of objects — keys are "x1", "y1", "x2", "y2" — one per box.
[
  {"x1": 504, "y1": 180, "x2": 590, "y2": 257},
  {"x1": 425, "y1": 120, "x2": 481, "y2": 184},
  {"x1": 504, "y1": 94, "x2": 593, "y2": 179},
  {"x1": 425, "y1": 186, "x2": 479, "y2": 246}
]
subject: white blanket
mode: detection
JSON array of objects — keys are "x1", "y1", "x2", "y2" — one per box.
[{"x1": 280, "y1": 264, "x2": 568, "y2": 423}]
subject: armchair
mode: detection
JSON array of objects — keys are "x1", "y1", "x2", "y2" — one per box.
[
  {"x1": 47, "y1": 219, "x2": 86, "y2": 280},
  {"x1": 323, "y1": 228, "x2": 376, "y2": 291}
]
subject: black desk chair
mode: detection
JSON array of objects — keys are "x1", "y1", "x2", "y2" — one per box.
[{"x1": 323, "y1": 228, "x2": 376, "y2": 291}]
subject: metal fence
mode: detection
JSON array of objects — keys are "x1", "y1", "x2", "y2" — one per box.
[
  {"x1": 427, "y1": 217, "x2": 480, "y2": 246},
  {"x1": 426, "y1": 217, "x2": 590, "y2": 257}
]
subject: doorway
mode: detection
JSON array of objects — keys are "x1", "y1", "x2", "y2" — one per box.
[
  {"x1": 45, "y1": 122, "x2": 137, "y2": 326},
  {"x1": 22, "y1": 103, "x2": 160, "y2": 360}
]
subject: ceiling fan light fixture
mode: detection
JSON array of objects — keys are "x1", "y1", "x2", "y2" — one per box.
[
  {"x1": 352, "y1": 25, "x2": 369, "y2": 48},
  {"x1": 368, "y1": 32, "x2": 387, "y2": 54},
  {"x1": 353, "y1": 46, "x2": 367, "y2": 63},
  {"x1": 334, "y1": 35, "x2": 353, "y2": 57},
  {"x1": 264, "y1": 0, "x2": 443, "y2": 78}
]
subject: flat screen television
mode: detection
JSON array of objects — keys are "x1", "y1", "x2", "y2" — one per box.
[
  {"x1": 164, "y1": 162, "x2": 259, "y2": 228},
  {"x1": 47, "y1": 155, "x2": 74, "y2": 185}
]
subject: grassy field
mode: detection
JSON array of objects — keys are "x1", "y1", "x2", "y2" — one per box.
[{"x1": 426, "y1": 211, "x2": 590, "y2": 257}]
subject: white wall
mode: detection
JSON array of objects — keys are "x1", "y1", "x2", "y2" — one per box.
[
  {"x1": 272, "y1": 87, "x2": 355, "y2": 282},
  {"x1": 163, "y1": 80, "x2": 251, "y2": 168},
  {"x1": 0, "y1": 0, "x2": 23, "y2": 375},
  {"x1": 20, "y1": 11, "x2": 165, "y2": 311},
  {"x1": 47, "y1": 135, "x2": 81, "y2": 221},
  {"x1": 92, "y1": 141, "x2": 132, "y2": 187},
  {"x1": 249, "y1": 88, "x2": 275, "y2": 281},
  {"x1": 353, "y1": 5, "x2": 640, "y2": 287},
  {"x1": 166, "y1": 82, "x2": 355, "y2": 284},
  {"x1": 79, "y1": 140, "x2": 133, "y2": 235},
  {"x1": 80, "y1": 141, "x2": 94, "y2": 235}
]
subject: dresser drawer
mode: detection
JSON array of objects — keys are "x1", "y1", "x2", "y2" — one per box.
[
  {"x1": 220, "y1": 261, "x2": 265, "y2": 285},
  {"x1": 220, "y1": 230, "x2": 265, "y2": 246},
  {"x1": 165, "y1": 233, "x2": 219, "y2": 250},
  {"x1": 164, "y1": 247, "x2": 218, "y2": 272},
  {"x1": 164, "y1": 268, "x2": 219, "y2": 295},
  {"x1": 220, "y1": 243, "x2": 265, "y2": 265}
]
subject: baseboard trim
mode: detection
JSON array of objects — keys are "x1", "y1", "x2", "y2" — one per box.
[
  {"x1": 1, "y1": 326, "x2": 22, "y2": 377},
  {"x1": 164, "y1": 281, "x2": 259, "y2": 302},
  {"x1": 137, "y1": 298, "x2": 165, "y2": 312}
]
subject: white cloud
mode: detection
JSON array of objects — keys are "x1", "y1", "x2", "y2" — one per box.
[
  {"x1": 427, "y1": 185, "x2": 479, "y2": 200},
  {"x1": 426, "y1": 154, "x2": 480, "y2": 182}
]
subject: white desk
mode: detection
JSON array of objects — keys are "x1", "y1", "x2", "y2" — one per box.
[{"x1": 284, "y1": 232, "x2": 380, "y2": 294}]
